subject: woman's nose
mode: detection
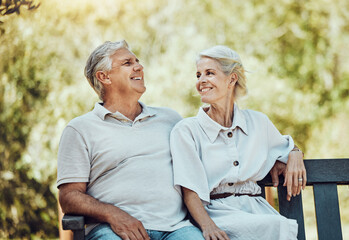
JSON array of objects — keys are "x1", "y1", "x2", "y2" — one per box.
[{"x1": 198, "y1": 76, "x2": 207, "y2": 83}]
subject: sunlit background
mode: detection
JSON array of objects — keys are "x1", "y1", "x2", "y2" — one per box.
[{"x1": 0, "y1": 0, "x2": 348, "y2": 239}]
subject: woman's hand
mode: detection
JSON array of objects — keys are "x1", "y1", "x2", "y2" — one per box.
[
  {"x1": 181, "y1": 187, "x2": 229, "y2": 240},
  {"x1": 201, "y1": 222, "x2": 230, "y2": 240},
  {"x1": 283, "y1": 150, "x2": 306, "y2": 201}
]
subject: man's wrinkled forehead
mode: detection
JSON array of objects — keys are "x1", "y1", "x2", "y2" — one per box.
[{"x1": 111, "y1": 48, "x2": 138, "y2": 64}]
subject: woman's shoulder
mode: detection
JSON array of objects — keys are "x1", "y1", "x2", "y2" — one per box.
[
  {"x1": 239, "y1": 108, "x2": 269, "y2": 121},
  {"x1": 172, "y1": 116, "x2": 199, "y2": 132}
]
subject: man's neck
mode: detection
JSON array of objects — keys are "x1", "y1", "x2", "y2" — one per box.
[{"x1": 103, "y1": 98, "x2": 142, "y2": 121}]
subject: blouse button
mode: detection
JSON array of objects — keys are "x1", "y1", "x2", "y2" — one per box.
[
  {"x1": 227, "y1": 132, "x2": 233, "y2": 138},
  {"x1": 233, "y1": 161, "x2": 239, "y2": 166}
]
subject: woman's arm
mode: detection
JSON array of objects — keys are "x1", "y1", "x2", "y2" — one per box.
[{"x1": 182, "y1": 187, "x2": 229, "y2": 240}]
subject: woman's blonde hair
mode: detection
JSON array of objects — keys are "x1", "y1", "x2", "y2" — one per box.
[{"x1": 198, "y1": 45, "x2": 248, "y2": 99}]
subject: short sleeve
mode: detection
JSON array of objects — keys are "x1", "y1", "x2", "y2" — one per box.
[
  {"x1": 57, "y1": 126, "x2": 91, "y2": 188},
  {"x1": 170, "y1": 123, "x2": 211, "y2": 205},
  {"x1": 266, "y1": 116, "x2": 294, "y2": 164}
]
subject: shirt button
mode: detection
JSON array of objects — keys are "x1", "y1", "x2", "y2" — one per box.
[
  {"x1": 227, "y1": 132, "x2": 233, "y2": 138},
  {"x1": 233, "y1": 161, "x2": 239, "y2": 166}
]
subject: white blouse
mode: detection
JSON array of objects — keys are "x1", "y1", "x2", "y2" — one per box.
[{"x1": 170, "y1": 104, "x2": 294, "y2": 205}]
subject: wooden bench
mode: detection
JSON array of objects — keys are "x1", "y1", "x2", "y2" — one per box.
[{"x1": 62, "y1": 158, "x2": 349, "y2": 240}]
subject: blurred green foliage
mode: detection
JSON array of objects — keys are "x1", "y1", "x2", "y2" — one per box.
[
  {"x1": 0, "y1": 0, "x2": 40, "y2": 20},
  {"x1": 0, "y1": 0, "x2": 348, "y2": 238}
]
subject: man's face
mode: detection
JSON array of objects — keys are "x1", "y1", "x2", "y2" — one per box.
[{"x1": 107, "y1": 48, "x2": 145, "y2": 98}]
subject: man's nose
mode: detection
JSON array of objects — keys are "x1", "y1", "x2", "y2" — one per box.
[{"x1": 134, "y1": 62, "x2": 143, "y2": 71}]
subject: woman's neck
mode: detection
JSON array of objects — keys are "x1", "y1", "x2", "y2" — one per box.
[{"x1": 206, "y1": 100, "x2": 235, "y2": 128}]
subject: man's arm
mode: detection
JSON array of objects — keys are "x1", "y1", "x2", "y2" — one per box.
[{"x1": 59, "y1": 182, "x2": 150, "y2": 240}]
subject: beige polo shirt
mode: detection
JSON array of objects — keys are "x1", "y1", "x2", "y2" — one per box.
[{"x1": 57, "y1": 102, "x2": 192, "y2": 233}]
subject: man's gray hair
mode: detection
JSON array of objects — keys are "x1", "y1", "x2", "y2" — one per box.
[
  {"x1": 198, "y1": 45, "x2": 248, "y2": 99},
  {"x1": 84, "y1": 40, "x2": 129, "y2": 100}
]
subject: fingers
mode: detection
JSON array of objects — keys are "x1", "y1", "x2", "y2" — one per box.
[
  {"x1": 284, "y1": 173, "x2": 291, "y2": 200},
  {"x1": 119, "y1": 231, "x2": 144, "y2": 240},
  {"x1": 270, "y1": 168, "x2": 279, "y2": 187},
  {"x1": 203, "y1": 228, "x2": 229, "y2": 240},
  {"x1": 119, "y1": 232, "x2": 131, "y2": 240},
  {"x1": 111, "y1": 221, "x2": 149, "y2": 240},
  {"x1": 208, "y1": 232, "x2": 229, "y2": 240},
  {"x1": 293, "y1": 172, "x2": 300, "y2": 196},
  {"x1": 221, "y1": 231, "x2": 230, "y2": 240},
  {"x1": 302, "y1": 169, "x2": 307, "y2": 189},
  {"x1": 138, "y1": 227, "x2": 150, "y2": 240},
  {"x1": 284, "y1": 172, "x2": 292, "y2": 201},
  {"x1": 204, "y1": 234, "x2": 211, "y2": 240}
]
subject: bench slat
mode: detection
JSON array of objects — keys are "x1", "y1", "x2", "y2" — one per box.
[
  {"x1": 277, "y1": 185, "x2": 306, "y2": 240},
  {"x1": 304, "y1": 159, "x2": 349, "y2": 184},
  {"x1": 313, "y1": 183, "x2": 342, "y2": 240}
]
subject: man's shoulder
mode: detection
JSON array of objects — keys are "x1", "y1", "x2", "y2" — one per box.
[
  {"x1": 66, "y1": 110, "x2": 97, "y2": 130},
  {"x1": 148, "y1": 106, "x2": 182, "y2": 121}
]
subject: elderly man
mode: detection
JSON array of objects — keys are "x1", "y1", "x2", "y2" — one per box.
[{"x1": 57, "y1": 40, "x2": 204, "y2": 240}]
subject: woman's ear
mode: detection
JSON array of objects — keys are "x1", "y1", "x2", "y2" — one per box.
[
  {"x1": 229, "y1": 72, "x2": 238, "y2": 86},
  {"x1": 96, "y1": 71, "x2": 111, "y2": 85}
]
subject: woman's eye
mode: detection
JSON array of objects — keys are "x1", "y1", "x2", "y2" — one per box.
[
  {"x1": 207, "y1": 71, "x2": 213, "y2": 75},
  {"x1": 124, "y1": 61, "x2": 131, "y2": 65},
  {"x1": 196, "y1": 74, "x2": 201, "y2": 79}
]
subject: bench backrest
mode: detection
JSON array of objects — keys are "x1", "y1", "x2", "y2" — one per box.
[{"x1": 258, "y1": 158, "x2": 349, "y2": 240}]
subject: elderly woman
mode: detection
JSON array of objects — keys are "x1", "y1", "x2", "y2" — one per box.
[{"x1": 170, "y1": 45, "x2": 306, "y2": 240}]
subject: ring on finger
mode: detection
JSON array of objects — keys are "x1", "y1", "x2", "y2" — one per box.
[{"x1": 298, "y1": 178, "x2": 303, "y2": 182}]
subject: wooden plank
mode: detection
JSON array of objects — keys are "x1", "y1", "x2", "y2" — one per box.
[
  {"x1": 62, "y1": 215, "x2": 85, "y2": 240},
  {"x1": 304, "y1": 159, "x2": 349, "y2": 184},
  {"x1": 73, "y1": 230, "x2": 85, "y2": 240},
  {"x1": 260, "y1": 184, "x2": 266, "y2": 198},
  {"x1": 258, "y1": 159, "x2": 349, "y2": 186},
  {"x1": 313, "y1": 183, "x2": 342, "y2": 240},
  {"x1": 277, "y1": 184, "x2": 306, "y2": 240}
]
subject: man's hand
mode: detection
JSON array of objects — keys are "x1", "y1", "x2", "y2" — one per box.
[
  {"x1": 59, "y1": 183, "x2": 150, "y2": 240},
  {"x1": 108, "y1": 208, "x2": 150, "y2": 240}
]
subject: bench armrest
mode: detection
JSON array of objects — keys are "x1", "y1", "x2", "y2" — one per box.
[{"x1": 62, "y1": 214, "x2": 85, "y2": 240}]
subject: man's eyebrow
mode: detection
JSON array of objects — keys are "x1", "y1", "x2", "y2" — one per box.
[
  {"x1": 119, "y1": 57, "x2": 139, "y2": 62},
  {"x1": 120, "y1": 58, "x2": 131, "y2": 62}
]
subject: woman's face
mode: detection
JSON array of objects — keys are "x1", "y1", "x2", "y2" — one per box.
[{"x1": 196, "y1": 57, "x2": 235, "y2": 105}]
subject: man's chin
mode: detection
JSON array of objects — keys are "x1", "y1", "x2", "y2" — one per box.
[{"x1": 135, "y1": 86, "x2": 146, "y2": 94}]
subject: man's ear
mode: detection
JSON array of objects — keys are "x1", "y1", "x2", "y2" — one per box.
[{"x1": 96, "y1": 71, "x2": 111, "y2": 85}]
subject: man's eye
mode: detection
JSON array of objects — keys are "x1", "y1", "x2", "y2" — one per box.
[
  {"x1": 124, "y1": 61, "x2": 131, "y2": 65},
  {"x1": 207, "y1": 71, "x2": 213, "y2": 75},
  {"x1": 196, "y1": 74, "x2": 201, "y2": 79}
]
